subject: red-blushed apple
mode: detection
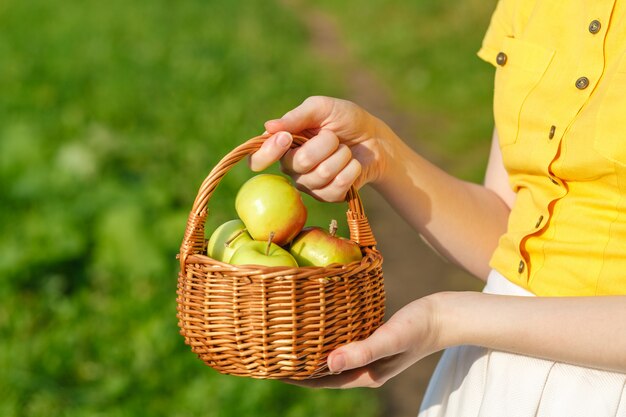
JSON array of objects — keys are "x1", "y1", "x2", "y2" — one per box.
[
  {"x1": 289, "y1": 220, "x2": 363, "y2": 267},
  {"x1": 235, "y1": 174, "x2": 307, "y2": 246},
  {"x1": 229, "y1": 233, "x2": 299, "y2": 267},
  {"x1": 206, "y1": 219, "x2": 253, "y2": 262}
]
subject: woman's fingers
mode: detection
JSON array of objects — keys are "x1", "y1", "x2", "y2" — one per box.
[
  {"x1": 282, "y1": 129, "x2": 340, "y2": 174},
  {"x1": 328, "y1": 321, "x2": 404, "y2": 373},
  {"x1": 302, "y1": 159, "x2": 362, "y2": 202},
  {"x1": 248, "y1": 129, "x2": 360, "y2": 202},
  {"x1": 252, "y1": 96, "x2": 381, "y2": 198},
  {"x1": 276, "y1": 130, "x2": 360, "y2": 201},
  {"x1": 283, "y1": 366, "x2": 385, "y2": 389},
  {"x1": 265, "y1": 96, "x2": 334, "y2": 135},
  {"x1": 283, "y1": 322, "x2": 409, "y2": 389},
  {"x1": 248, "y1": 132, "x2": 293, "y2": 172},
  {"x1": 289, "y1": 144, "x2": 352, "y2": 190}
]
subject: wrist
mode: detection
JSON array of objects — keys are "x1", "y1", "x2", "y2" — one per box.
[
  {"x1": 427, "y1": 291, "x2": 483, "y2": 350},
  {"x1": 368, "y1": 117, "x2": 403, "y2": 189}
]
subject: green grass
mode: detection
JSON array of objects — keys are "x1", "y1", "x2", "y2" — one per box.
[
  {"x1": 0, "y1": 0, "x2": 499, "y2": 415},
  {"x1": 0, "y1": 0, "x2": 372, "y2": 416}
]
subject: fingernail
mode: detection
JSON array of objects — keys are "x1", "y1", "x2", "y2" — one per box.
[
  {"x1": 276, "y1": 132, "x2": 291, "y2": 148},
  {"x1": 330, "y1": 353, "x2": 345, "y2": 373},
  {"x1": 265, "y1": 119, "x2": 282, "y2": 129}
]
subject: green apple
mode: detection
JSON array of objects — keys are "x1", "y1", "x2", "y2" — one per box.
[
  {"x1": 235, "y1": 174, "x2": 307, "y2": 246},
  {"x1": 206, "y1": 219, "x2": 253, "y2": 262},
  {"x1": 289, "y1": 220, "x2": 363, "y2": 267},
  {"x1": 229, "y1": 234, "x2": 299, "y2": 268}
]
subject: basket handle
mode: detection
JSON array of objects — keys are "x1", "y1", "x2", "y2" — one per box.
[{"x1": 179, "y1": 134, "x2": 377, "y2": 270}]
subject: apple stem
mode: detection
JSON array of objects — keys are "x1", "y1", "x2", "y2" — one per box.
[
  {"x1": 329, "y1": 219, "x2": 338, "y2": 237},
  {"x1": 224, "y1": 229, "x2": 247, "y2": 247},
  {"x1": 266, "y1": 232, "x2": 275, "y2": 256}
]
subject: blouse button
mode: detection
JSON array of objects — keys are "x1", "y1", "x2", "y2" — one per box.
[
  {"x1": 549, "y1": 125, "x2": 556, "y2": 139},
  {"x1": 589, "y1": 20, "x2": 601, "y2": 34},
  {"x1": 496, "y1": 52, "x2": 508, "y2": 66},
  {"x1": 518, "y1": 260, "x2": 525, "y2": 273},
  {"x1": 576, "y1": 76, "x2": 590, "y2": 90}
]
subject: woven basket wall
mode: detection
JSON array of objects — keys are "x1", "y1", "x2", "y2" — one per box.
[{"x1": 177, "y1": 134, "x2": 385, "y2": 380}]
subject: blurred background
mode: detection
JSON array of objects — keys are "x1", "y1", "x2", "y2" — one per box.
[{"x1": 0, "y1": 0, "x2": 495, "y2": 416}]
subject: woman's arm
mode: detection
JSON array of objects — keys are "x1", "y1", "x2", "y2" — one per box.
[
  {"x1": 371, "y1": 126, "x2": 512, "y2": 279},
  {"x1": 289, "y1": 291, "x2": 626, "y2": 389},
  {"x1": 438, "y1": 291, "x2": 626, "y2": 373},
  {"x1": 251, "y1": 96, "x2": 512, "y2": 280}
]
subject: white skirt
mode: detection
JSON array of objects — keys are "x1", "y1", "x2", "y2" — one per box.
[{"x1": 418, "y1": 270, "x2": 626, "y2": 417}]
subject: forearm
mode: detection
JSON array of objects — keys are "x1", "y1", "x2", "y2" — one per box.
[
  {"x1": 371, "y1": 125, "x2": 510, "y2": 279},
  {"x1": 435, "y1": 291, "x2": 626, "y2": 373}
]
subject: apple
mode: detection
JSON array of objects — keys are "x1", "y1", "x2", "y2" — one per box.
[
  {"x1": 235, "y1": 174, "x2": 307, "y2": 246},
  {"x1": 229, "y1": 233, "x2": 299, "y2": 268},
  {"x1": 206, "y1": 219, "x2": 253, "y2": 262},
  {"x1": 289, "y1": 220, "x2": 363, "y2": 267}
]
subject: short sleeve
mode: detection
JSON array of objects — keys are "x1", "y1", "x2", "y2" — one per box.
[{"x1": 477, "y1": 0, "x2": 518, "y2": 66}]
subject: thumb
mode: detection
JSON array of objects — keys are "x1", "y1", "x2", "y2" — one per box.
[
  {"x1": 327, "y1": 324, "x2": 401, "y2": 373},
  {"x1": 265, "y1": 96, "x2": 333, "y2": 135},
  {"x1": 248, "y1": 132, "x2": 293, "y2": 172}
]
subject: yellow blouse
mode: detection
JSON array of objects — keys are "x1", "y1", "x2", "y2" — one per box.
[{"x1": 478, "y1": 0, "x2": 626, "y2": 296}]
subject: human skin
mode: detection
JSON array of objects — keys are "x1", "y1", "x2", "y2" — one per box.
[{"x1": 249, "y1": 96, "x2": 626, "y2": 388}]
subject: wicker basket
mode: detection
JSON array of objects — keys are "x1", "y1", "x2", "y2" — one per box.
[{"x1": 177, "y1": 134, "x2": 385, "y2": 380}]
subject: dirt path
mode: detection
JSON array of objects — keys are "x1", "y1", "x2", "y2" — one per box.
[{"x1": 281, "y1": 2, "x2": 484, "y2": 416}]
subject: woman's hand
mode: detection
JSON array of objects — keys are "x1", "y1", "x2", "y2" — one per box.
[
  {"x1": 249, "y1": 96, "x2": 396, "y2": 202},
  {"x1": 290, "y1": 290, "x2": 626, "y2": 389},
  {"x1": 285, "y1": 295, "x2": 442, "y2": 389}
]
